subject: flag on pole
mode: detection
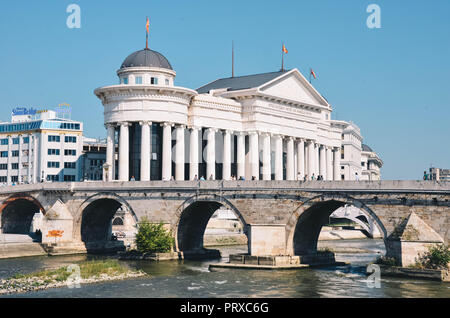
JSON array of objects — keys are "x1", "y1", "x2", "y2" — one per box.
[
  {"x1": 310, "y1": 68, "x2": 317, "y2": 79},
  {"x1": 282, "y1": 44, "x2": 288, "y2": 54}
]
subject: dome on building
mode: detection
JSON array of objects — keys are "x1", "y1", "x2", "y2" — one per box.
[
  {"x1": 120, "y1": 48, "x2": 173, "y2": 70},
  {"x1": 362, "y1": 144, "x2": 373, "y2": 152}
]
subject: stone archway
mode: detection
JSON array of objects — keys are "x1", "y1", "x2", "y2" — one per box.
[
  {"x1": 0, "y1": 195, "x2": 45, "y2": 235},
  {"x1": 173, "y1": 194, "x2": 248, "y2": 253},
  {"x1": 75, "y1": 193, "x2": 137, "y2": 249},
  {"x1": 285, "y1": 194, "x2": 387, "y2": 256}
]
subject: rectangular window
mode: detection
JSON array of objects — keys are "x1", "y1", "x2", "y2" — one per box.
[
  {"x1": 47, "y1": 161, "x2": 60, "y2": 168},
  {"x1": 48, "y1": 135, "x2": 60, "y2": 142},
  {"x1": 11, "y1": 163, "x2": 19, "y2": 169},
  {"x1": 12, "y1": 138, "x2": 20, "y2": 144},
  {"x1": 151, "y1": 77, "x2": 158, "y2": 85},
  {"x1": 0, "y1": 151, "x2": 7, "y2": 157},
  {"x1": 64, "y1": 162, "x2": 76, "y2": 169},
  {"x1": 47, "y1": 175, "x2": 59, "y2": 182},
  {"x1": 65, "y1": 136, "x2": 77, "y2": 143},
  {"x1": 48, "y1": 149, "x2": 60, "y2": 155},
  {"x1": 0, "y1": 164, "x2": 7, "y2": 170},
  {"x1": 1, "y1": 139, "x2": 8, "y2": 145},
  {"x1": 64, "y1": 175, "x2": 76, "y2": 181},
  {"x1": 64, "y1": 149, "x2": 76, "y2": 156},
  {"x1": 11, "y1": 150, "x2": 19, "y2": 157},
  {"x1": 135, "y1": 76, "x2": 142, "y2": 84}
]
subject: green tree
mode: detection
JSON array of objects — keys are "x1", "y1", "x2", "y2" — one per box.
[
  {"x1": 135, "y1": 219, "x2": 174, "y2": 253},
  {"x1": 415, "y1": 244, "x2": 450, "y2": 269}
]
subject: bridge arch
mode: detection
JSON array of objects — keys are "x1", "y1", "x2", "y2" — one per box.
[
  {"x1": 285, "y1": 194, "x2": 388, "y2": 255},
  {"x1": 0, "y1": 194, "x2": 45, "y2": 234},
  {"x1": 75, "y1": 192, "x2": 137, "y2": 244},
  {"x1": 173, "y1": 194, "x2": 248, "y2": 253}
]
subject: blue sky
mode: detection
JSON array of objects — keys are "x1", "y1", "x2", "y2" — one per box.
[{"x1": 0, "y1": 1, "x2": 449, "y2": 180}]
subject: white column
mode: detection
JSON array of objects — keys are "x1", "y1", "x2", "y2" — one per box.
[
  {"x1": 319, "y1": 145, "x2": 326, "y2": 180},
  {"x1": 222, "y1": 130, "x2": 231, "y2": 180},
  {"x1": 307, "y1": 140, "x2": 315, "y2": 180},
  {"x1": 286, "y1": 137, "x2": 294, "y2": 180},
  {"x1": 333, "y1": 147, "x2": 340, "y2": 181},
  {"x1": 175, "y1": 125, "x2": 185, "y2": 180},
  {"x1": 262, "y1": 133, "x2": 271, "y2": 180},
  {"x1": 118, "y1": 122, "x2": 130, "y2": 181},
  {"x1": 274, "y1": 135, "x2": 283, "y2": 180},
  {"x1": 249, "y1": 131, "x2": 259, "y2": 180},
  {"x1": 7, "y1": 136, "x2": 11, "y2": 185},
  {"x1": 33, "y1": 135, "x2": 38, "y2": 183},
  {"x1": 297, "y1": 139, "x2": 305, "y2": 180},
  {"x1": 206, "y1": 128, "x2": 216, "y2": 180},
  {"x1": 106, "y1": 124, "x2": 115, "y2": 181},
  {"x1": 326, "y1": 147, "x2": 333, "y2": 181},
  {"x1": 161, "y1": 122, "x2": 172, "y2": 181},
  {"x1": 27, "y1": 134, "x2": 32, "y2": 183},
  {"x1": 189, "y1": 127, "x2": 200, "y2": 180},
  {"x1": 237, "y1": 132, "x2": 245, "y2": 179},
  {"x1": 140, "y1": 121, "x2": 151, "y2": 181}
]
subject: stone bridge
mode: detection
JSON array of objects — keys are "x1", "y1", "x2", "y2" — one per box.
[{"x1": 0, "y1": 181, "x2": 448, "y2": 266}]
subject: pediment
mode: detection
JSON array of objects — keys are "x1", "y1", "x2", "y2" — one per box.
[{"x1": 258, "y1": 69, "x2": 329, "y2": 107}]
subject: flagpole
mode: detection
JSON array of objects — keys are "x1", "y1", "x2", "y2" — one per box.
[{"x1": 146, "y1": 16, "x2": 149, "y2": 49}]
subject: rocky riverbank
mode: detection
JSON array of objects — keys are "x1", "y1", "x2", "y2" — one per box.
[{"x1": 0, "y1": 260, "x2": 146, "y2": 295}]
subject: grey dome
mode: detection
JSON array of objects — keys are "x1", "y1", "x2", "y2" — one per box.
[
  {"x1": 120, "y1": 48, "x2": 172, "y2": 70},
  {"x1": 362, "y1": 144, "x2": 373, "y2": 152}
]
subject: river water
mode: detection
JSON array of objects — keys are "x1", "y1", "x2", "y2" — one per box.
[{"x1": 0, "y1": 239, "x2": 449, "y2": 298}]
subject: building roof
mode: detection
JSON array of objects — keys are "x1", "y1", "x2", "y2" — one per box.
[
  {"x1": 120, "y1": 48, "x2": 172, "y2": 70},
  {"x1": 196, "y1": 70, "x2": 288, "y2": 94},
  {"x1": 362, "y1": 144, "x2": 373, "y2": 152}
]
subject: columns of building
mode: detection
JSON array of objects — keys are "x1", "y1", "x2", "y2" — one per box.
[
  {"x1": 261, "y1": 133, "x2": 271, "y2": 180},
  {"x1": 249, "y1": 131, "x2": 259, "y2": 180},
  {"x1": 333, "y1": 147, "x2": 341, "y2": 181},
  {"x1": 106, "y1": 124, "x2": 115, "y2": 181},
  {"x1": 222, "y1": 130, "x2": 232, "y2": 180},
  {"x1": 274, "y1": 135, "x2": 283, "y2": 180},
  {"x1": 237, "y1": 132, "x2": 245, "y2": 179},
  {"x1": 175, "y1": 125, "x2": 185, "y2": 180},
  {"x1": 27, "y1": 134, "x2": 32, "y2": 183},
  {"x1": 161, "y1": 122, "x2": 173, "y2": 181},
  {"x1": 297, "y1": 139, "x2": 305, "y2": 180},
  {"x1": 319, "y1": 145, "x2": 326, "y2": 180},
  {"x1": 326, "y1": 147, "x2": 333, "y2": 181},
  {"x1": 307, "y1": 140, "x2": 315, "y2": 179},
  {"x1": 140, "y1": 121, "x2": 152, "y2": 181},
  {"x1": 118, "y1": 122, "x2": 130, "y2": 181},
  {"x1": 206, "y1": 128, "x2": 216, "y2": 180},
  {"x1": 286, "y1": 137, "x2": 295, "y2": 180},
  {"x1": 189, "y1": 127, "x2": 200, "y2": 180}
]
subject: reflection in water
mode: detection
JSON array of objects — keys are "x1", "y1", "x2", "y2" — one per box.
[{"x1": 0, "y1": 240, "x2": 449, "y2": 298}]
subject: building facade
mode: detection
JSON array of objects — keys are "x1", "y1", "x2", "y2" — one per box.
[
  {"x1": 428, "y1": 167, "x2": 450, "y2": 181},
  {"x1": 81, "y1": 137, "x2": 106, "y2": 181},
  {"x1": 95, "y1": 47, "x2": 382, "y2": 182},
  {"x1": 0, "y1": 109, "x2": 83, "y2": 185}
]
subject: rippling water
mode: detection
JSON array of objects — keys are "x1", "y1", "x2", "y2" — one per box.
[{"x1": 0, "y1": 240, "x2": 449, "y2": 298}]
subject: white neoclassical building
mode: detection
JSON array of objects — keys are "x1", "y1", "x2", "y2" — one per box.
[{"x1": 94, "y1": 46, "x2": 382, "y2": 182}]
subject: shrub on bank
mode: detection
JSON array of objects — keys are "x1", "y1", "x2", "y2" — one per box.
[
  {"x1": 414, "y1": 244, "x2": 450, "y2": 270},
  {"x1": 135, "y1": 218, "x2": 174, "y2": 254}
]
